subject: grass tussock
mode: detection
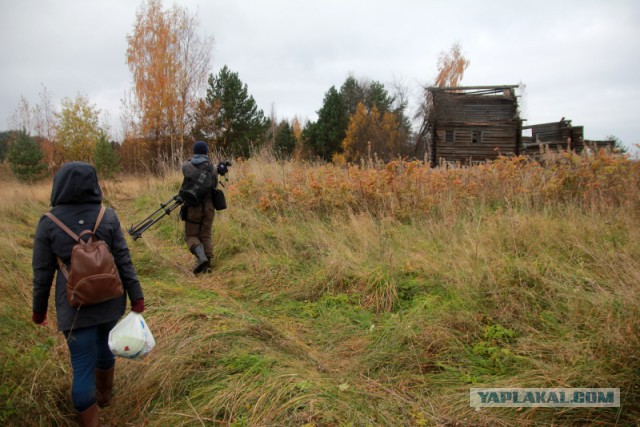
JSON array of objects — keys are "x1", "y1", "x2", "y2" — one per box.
[{"x1": 1, "y1": 149, "x2": 639, "y2": 426}]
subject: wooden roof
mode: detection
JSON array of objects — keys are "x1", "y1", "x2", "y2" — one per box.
[{"x1": 428, "y1": 85, "x2": 519, "y2": 95}]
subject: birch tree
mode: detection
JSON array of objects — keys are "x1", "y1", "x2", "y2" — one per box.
[
  {"x1": 434, "y1": 42, "x2": 470, "y2": 88},
  {"x1": 126, "y1": 0, "x2": 212, "y2": 165},
  {"x1": 56, "y1": 95, "x2": 101, "y2": 163},
  {"x1": 414, "y1": 42, "x2": 470, "y2": 160}
]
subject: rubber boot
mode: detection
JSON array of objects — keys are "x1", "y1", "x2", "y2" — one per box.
[
  {"x1": 77, "y1": 403, "x2": 101, "y2": 427},
  {"x1": 192, "y1": 244, "x2": 209, "y2": 274},
  {"x1": 95, "y1": 366, "x2": 114, "y2": 407}
]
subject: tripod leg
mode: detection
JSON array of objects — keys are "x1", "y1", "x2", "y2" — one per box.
[{"x1": 128, "y1": 197, "x2": 183, "y2": 239}]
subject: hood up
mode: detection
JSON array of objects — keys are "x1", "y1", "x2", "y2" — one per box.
[
  {"x1": 191, "y1": 154, "x2": 209, "y2": 166},
  {"x1": 50, "y1": 162, "x2": 103, "y2": 206}
]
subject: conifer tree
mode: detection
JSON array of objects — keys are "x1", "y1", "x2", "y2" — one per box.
[
  {"x1": 194, "y1": 65, "x2": 267, "y2": 157},
  {"x1": 274, "y1": 121, "x2": 296, "y2": 157},
  {"x1": 606, "y1": 135, "x2": 628, "y2": 154},
  {"x1": 305, "y1": 76, "x2": 411, "y2": 162},
  {"x1": 94, "y1": 132, "x2": 122, "y2": 179},
  {"x1": 305, "y1": 86, "x2": 348, "y2": 161},
  {"x1": 0, "y1": 131, "x2": 20, "y2": 163},
  {"x1": 340, "y1": 76, "x2": 365, "y2": 117},
  {"x1": 7, "y1": 131, "x2": 46, "y2": 182}
]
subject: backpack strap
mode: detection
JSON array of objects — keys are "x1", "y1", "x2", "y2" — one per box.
[
  {"x1": 94, "y1": 206, "x2": 107, "y2": 233},
  {"x1": 44, "y1": 206, "x2": 107, "y2": 280},
  {"x1": 44, "y1": 212, "x2": 80, "y2": 242}
]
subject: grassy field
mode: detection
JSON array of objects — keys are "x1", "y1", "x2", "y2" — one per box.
[{"x1": 1, "y1": 150, "x2": 639, "y2": 426}]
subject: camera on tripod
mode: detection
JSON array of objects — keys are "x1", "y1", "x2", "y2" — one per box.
[
  {"x1": 128, "y1": 160, "x2": 232, "y2": 240},
  {"x1": 216, "y1": 160, "x2": 232, "y2": 176}
]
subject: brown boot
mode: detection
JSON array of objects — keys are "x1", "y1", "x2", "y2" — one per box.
[
  {"x1": 77, "y1": 402, "x2": 101, "y2": 427},
  {"x1": 95, "y1": 366, "x2": 114, "y2": 407}
]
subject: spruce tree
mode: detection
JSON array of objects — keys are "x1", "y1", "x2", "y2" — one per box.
[
  {"x1": 194, "y1": 65, "x2": 268, "y2": 157},
  {"x1": 308, "y1": 86, "x2": 348, "y2": 161},
  {"x1": 94, "y1": 132, "x2": 121, "y2": 179},
  {"x1": 274, "y1": 121, "x2": 296, "y2": 157},
  {"x1": 0, "y1": 131, "x2": 20, "y2": 163},
  {"x1": 7, "y1": 131, "x2": 46, "y2": 182}
]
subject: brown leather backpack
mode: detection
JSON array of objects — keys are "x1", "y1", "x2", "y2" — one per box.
[{"x1": 45, "y1": 207, "x2": 124, "y2": 308}]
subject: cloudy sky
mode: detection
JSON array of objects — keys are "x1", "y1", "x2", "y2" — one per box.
[{"x1": 1, "y1": 0, "x2": 638, "y2": 150}]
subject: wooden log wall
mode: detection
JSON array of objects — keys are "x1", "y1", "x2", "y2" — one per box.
[
  {"x1": 571, "y1": 126, "x2": 584, "y2": 152},
  {"x1": 429, "y1": 88, "x2": 520, "y2": 166},
  {"x1": 527, "y1": 122, "x2": 563, "y2": 142},
  {"x1": 522, "y1": 120, "x2": 584, "y2": 156},
  {"x1": 584, "y1": 140, "x2": 615, "y2": 151}
]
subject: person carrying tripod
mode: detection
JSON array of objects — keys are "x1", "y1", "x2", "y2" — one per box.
[{"x1": 181, "y1": 141, "x2": 217, "y2": 274}]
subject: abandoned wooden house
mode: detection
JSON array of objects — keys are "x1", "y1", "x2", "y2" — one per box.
[
  {"x1": 425, "y1": 85, "x2": 521, "y2": 167},
  {"x1": 521, "y1": 119, "x2": 615, "y2": 157},
  {"x1": 420, "y1": 85, "x2": 616, "y2": 167},
  {"x1": 522, "y1": 119, "x2": 583, "y2": 158}
]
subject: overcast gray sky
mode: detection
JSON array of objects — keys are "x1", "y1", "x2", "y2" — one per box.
[{"x1": 1, "y1": 0, "x2": 638, "y2": 150}]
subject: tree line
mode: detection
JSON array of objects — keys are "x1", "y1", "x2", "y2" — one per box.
[{"x1": 1, "y1": 0, "x2": 468, "y2": 181}]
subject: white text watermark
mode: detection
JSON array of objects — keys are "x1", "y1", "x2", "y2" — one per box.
[{"x1": 470, "y1": 388, "x2": 620, "y2": 408}]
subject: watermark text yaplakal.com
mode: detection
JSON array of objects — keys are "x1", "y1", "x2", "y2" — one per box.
[{"x1": 470, "y1": 388, "x2": 620, "y2": 408}]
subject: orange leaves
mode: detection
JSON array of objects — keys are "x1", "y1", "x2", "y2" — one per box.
[
  {"x1": 231, "y1": 150, "x2": 639, "y2": 221},
  {"x1": 126, "y1": 0, "x2": 212, "y2": 155},
  {"x1": 342, "y1": 102, "x2": 403, "y2": 163},
  {"x1": 435, "y1": 42, "x2": 470, "y2": 88}
]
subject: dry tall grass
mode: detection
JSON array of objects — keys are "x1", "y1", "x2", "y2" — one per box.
[{"x1": 1, "y1": 150, "x2": 639, "y2": 426}]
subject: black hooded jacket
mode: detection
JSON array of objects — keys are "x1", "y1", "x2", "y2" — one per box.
[{"x1": 32, "y1": 162, "x2": 144, "y2": 332}]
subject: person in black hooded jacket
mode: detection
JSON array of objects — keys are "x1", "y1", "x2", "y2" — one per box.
[
  {"x1": 181, "y1": 141, "x2": 217, "y2": 273},
  {"x1": 32, "y1": 162, "x2": 144, "y2": 426}
]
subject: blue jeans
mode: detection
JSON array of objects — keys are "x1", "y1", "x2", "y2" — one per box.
[{"x1": 64, "y1": 321, "x2": 117, "y2": 411}]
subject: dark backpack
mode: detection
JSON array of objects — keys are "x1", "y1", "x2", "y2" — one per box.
[
  {"x1": 179, "y1": 162, "x2": 215, "y2": 205},
  {"x1": 45, "y1": 207, "x2": 124, "y2": 308}
]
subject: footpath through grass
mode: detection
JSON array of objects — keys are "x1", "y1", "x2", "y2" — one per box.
[{"x1": 1, "y1": 151, "x2": 639, "y2": 425}]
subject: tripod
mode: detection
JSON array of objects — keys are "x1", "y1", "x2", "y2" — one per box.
[{"x1": 128, "y1": 195, "x2": 183, "y2": 240}]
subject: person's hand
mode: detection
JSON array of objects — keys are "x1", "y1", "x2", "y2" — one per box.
[
  {"x1": 32, "y1": 311, "x2": 47, "y2": 325},
  {"x1": 131, "y1": 298, "x2": 145, "y2": 313}
]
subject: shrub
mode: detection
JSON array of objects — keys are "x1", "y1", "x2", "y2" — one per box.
[{"x1": 7, "y1": 131, "x2": 46, "y2": 182}]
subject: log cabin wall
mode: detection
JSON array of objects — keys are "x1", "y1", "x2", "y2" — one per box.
[
  {"x1": 584, "y1": 139, "x2": 615, "y2": 152},
  {"x1": 428, "y1": 86, "x2": 520, "y2": 167},
  {"x1": 530, "y1": 121, "x2": 564, "y2": 142},
  {"x1": 570, "y1": 126, "x2": 584, "y2": 152},
  {"x1": 522, "y1": 119, "x2": 579, "y2": 157}
]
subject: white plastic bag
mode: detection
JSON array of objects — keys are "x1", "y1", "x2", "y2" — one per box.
[{"x1": 108, "y1": 312, "x2": 155, "y2": 359}]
